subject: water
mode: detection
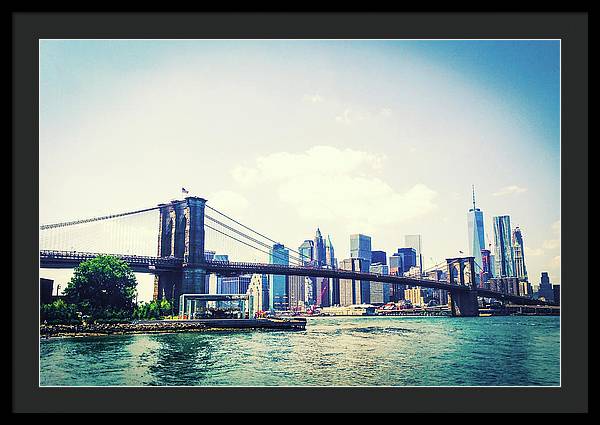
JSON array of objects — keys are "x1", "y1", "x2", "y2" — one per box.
[{"x1": 40, "y1": 316, "x2": 560, "y2": 386}]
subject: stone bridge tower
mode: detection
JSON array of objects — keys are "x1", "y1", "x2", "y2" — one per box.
[
  {"x1": 153, "y1": 197, "x2": 207, "y2": 308},
  {"x1": 446, "y1": 256, "x2": 479, "y2": 317}
]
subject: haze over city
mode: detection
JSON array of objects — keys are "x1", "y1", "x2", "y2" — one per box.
[{"x1": 39, "y1": 39, "x2": 560, "y2": 302}]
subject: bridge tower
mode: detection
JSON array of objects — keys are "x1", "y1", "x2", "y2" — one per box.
[
  {"x1": 153, "y1": 196, "x2": 207, "y2": 309},
  {"x1": 446, "y1": 257, "x2": 479, "y2": 317}
]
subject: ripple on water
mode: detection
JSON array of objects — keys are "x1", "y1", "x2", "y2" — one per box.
[{"x1": 40, "y1": 316, "x2": 560, "y2": 386}]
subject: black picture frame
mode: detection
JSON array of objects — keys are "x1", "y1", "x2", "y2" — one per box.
[{"x1": 12, "y1": 12, "x2": 588, "y2": 413}]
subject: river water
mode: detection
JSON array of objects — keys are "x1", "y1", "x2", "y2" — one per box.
[{"x1": 40, "y1": 315, "x2": 560, "y2": 386}]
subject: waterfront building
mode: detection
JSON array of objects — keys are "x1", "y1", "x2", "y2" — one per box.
[
  {"x1": 493, "y1": 215, "x2": 516, "y2": 277},
  {"x1": 350, "y1": 234, "x2": 372, "y2": 260},
  {"x1": 371, "y1": 250, "x2": 387, "y2": 265},
  {"x1": 405, "y1": 234, "x2": 423, "y2": 274},
  {"x1": 314, "y1": 276, "x2": 330, "y2": 307},
  {"x1": 330, "y1": 277, "x2": 340, "y2": 306},
  {"x1": 247, "y1": 274, "x2": 269, "y2": 313},
  {"x1": 213, "y1": 254, "x2": 229, "y2": 262},
  {"x1": 512, "y1": 226, "x2": 528, "y2": 281},
  {"x1": 204, "y1": 250, "x2": 215, "y2": 261},
  {"x1": 269, "y1": 243, "x2": 289, "y2": 311},
  {"x1": 338, "y1": 257, "x2": 371, "y2": 305},
  {"x1": 218, "y1": 275, "x2": 252, "y2": 294},
  {"x1": 370, "y1": 262, "x2": 389, "y2": 304},
  {"x1": 288, "y1": 275, "x2": 307, "y2": 311},
  {"x1": 537, "y1": 272, "x2": 554, "y2": 302},
  {"x1": 404, "y1": 287, "x2": 426, "y2": 307},
  {"x1": 553, "y1": 285, "x2": 560, "y2": 305},
  {"x1": 40, "y1": 278, "x2": 53, "y2": 304},
  {"x1": 518, "y1": 280, "x2": 534, "y2": 297},
  {"x1": 467, "y1": 186, "x2": 485, "y2": 276}
]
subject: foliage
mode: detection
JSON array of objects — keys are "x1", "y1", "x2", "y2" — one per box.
[
  {"x1": 63, "y1": 255, "x2": 137, "y2": 319},
  {"x1": 133, "y1": 299, "x2": 173, "y2": 320},
  {"x1": 40, "y1": 299, "x2": 81, "y2": 324}
]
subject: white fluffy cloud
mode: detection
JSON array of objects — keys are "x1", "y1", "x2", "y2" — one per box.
[
  {"x1": 231, "y1": 145, "x2": 438, "y2": 232},
  {"x1": 493, "y1": 185, "x2": 528, "y2": 196}
]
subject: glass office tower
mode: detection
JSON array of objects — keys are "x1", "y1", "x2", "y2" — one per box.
[
  {"x1": 269, "y1": 243, "x2": 289, "y2": 311},
  {"x1": 467, "y1": 186, "x2": 485, "y2": 275},
  {"x1": 493, "y1": 215, "x2": 515, "y2": 277}
]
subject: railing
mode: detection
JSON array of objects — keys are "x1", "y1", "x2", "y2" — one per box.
[
  {"x1": 39, "y1": 251, "x2": 542, "y2": 303},
  {"x1": 39, "y1": 250, "x2": 183, "y2": 268}
]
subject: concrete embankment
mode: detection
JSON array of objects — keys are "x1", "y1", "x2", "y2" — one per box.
[{"x1": 40, "y1": 318, "x2": 307, "y2": 338}]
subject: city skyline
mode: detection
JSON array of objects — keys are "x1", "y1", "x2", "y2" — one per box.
[{"x1": 39, "y1": 39, "x2": 561, "y2": 301}]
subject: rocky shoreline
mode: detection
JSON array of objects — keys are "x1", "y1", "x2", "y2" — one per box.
[
  {"x1": 40, "y1": 318, "x2": 307, "y2": 338},
  {"x1": 40, "y1": 322, "x2": 212, "y2": 338}
]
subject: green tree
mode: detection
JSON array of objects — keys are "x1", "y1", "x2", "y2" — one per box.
[
  {"x1": 133, "y1": 299, "x2": 172, "y2": 320},
  {"x1": 63, "y1": 255, "x2": 137, "y2": 318},
  {"x1": 40, "y1": 299, "x2": 80, "y2": 324}
]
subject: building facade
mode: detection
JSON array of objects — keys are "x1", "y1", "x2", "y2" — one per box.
[
  {"x1": 493, "y1": 215, "x2": 516, "y2": 277},
  {"x1": 338, "y1": 257, "x2": 370, "y2": 305},
  {"x1": 247, "y1": 274, "x2": 270, "y2": 313},
  {"x1": 512, "y1": 226, "x2": 528, "y2": 281},
  {"x1": 404, "y1": 234, "x2": 423, "y2": 274},
  {"x1": 371, "y1": 250, "x2": 387, "y2": 265},
  {"x1": 269, "y1": 243, "x2": 289, "y2": 311},
  {"x1": 350, "y1": 234, "x2": 372, "y2": 261}
]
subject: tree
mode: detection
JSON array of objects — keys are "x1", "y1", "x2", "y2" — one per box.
[
  {"x1": 63, "y1": 255, "x2": 137, "y2": 318},
  {"x1": 40, "y1": 299, "x2": 80, "y2": 324}
]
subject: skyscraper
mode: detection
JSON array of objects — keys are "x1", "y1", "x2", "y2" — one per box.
[
  {"x1": 404, "y1": 235, "x2": 423, "y2": 274},
  {"x1": 512, "y1": 226, "x2": 528, "y2": 281},
  {"x1": 493, "y1": 215, "x2": 516, "y2": 277},
  {"x1": 371, "y1": 250, "x2": 387, "y2": 265},
  {"x1": 269, "y1": 243, "x2": 289, "y2": 311},
  {"x1": 350, "y1": 234, "x2": 372, "y2": 260},
  {"x1": 338, "y1": 257, "x2": 370, "y2": 305},
  {"x1": 390, "y1": 248, "x2": 417, "y2": 274},
  {"x1": 314, "y1": 228, "x2": 326, "y2": 266},
  {"x1": 467, "y1": 186, "x2": 485, "y2": 276},
  {"x1": 298, "y1": 239, "x2": 314, "y2": 265},
  {"x1": 288, "y1": 275, "x2": 306, "y2": 311},
  {"x1": 325, "y1": 235, "x2": 336, "y2": 268},
  {"x1": 538, "y1": 272, "x2": 554, "y2": 302}
]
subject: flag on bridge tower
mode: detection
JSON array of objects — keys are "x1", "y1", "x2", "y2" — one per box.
[{"x1": 182, "y1": 187, "x2": 189, "y2": 195}]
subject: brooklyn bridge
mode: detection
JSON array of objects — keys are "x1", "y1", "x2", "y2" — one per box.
[{"x1": 40, "y1": 196, "x2": 546, "y2": 317}]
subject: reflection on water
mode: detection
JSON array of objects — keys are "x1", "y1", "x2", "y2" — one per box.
[{"x1": 40, "y1": 316, "x2": 560, "y2": 386}]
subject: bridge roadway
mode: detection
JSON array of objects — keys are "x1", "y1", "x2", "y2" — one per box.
[{"x1": 39, "y1": 250, "x2": 544, "y2": 305}]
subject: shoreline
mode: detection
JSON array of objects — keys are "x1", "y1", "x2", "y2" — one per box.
[{"x1": 40, "y1": 318, "x2": 307, "y2": 339}]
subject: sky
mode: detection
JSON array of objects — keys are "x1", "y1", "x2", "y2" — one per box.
[{"x1": 39, "y1": 40, "x2": 560, "y2": 302}]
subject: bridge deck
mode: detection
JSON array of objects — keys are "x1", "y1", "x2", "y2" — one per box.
[{"x1": 39, "y1": 250, "x2": 545, "y2": 305}]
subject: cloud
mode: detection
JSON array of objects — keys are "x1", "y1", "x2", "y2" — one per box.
[
  {"x1": 525, "y1": 246, "x2": 544, "y2": 256},
  {"x1": 547, "y1": 255, "x2": 561, "y2": 268},
  {"x1": 380, "y1": 108, "x2": 392, "y2": 117},
  {"x1": 542, "y1": 239, "x2": 560, "y2": 250},
  {"x1": 551, "y1": 219, "x2": 560, "y2": 234},
  {"x1": 206, "y1": 190, "x2": 249, "y2": 214},
  {"x1": 231, "y1": 145, "x2": 438, "y2": 232},
  {"x1": 492, "y1": 185, "x2": 528, "y2": 196},
  {"x1": 303, "y1": 93, "x2": 324, "y2": 103},
  {"x1": 335, "y1": 108, "x2": 353, "y2": 124}
]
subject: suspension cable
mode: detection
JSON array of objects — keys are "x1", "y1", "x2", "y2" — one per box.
[
  {"x1": 204, "y1": 223, "x2": 302, "y2": 265},
  {"x1": 206, "y1": 204, "x2": 307, "y2": 259},
  {"x1": 40, "y1": 206, "x2": 160, "y2": 230}
]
